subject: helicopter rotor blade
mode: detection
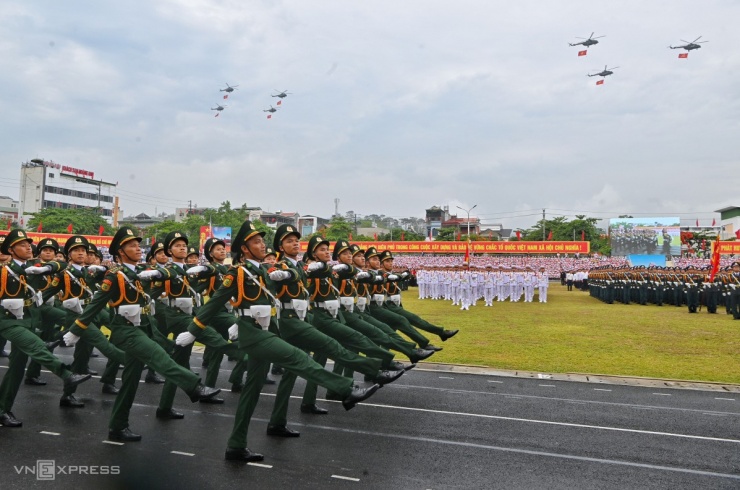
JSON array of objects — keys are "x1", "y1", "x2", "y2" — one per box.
[
  {"x1": 593, "y1": 36, "x2": 605, "y2": 39},
  {"x1": 589, "y1": 32, "x2": 595, "y2": 39},
  {"x1": 609, "y1": 67, "x2": 619, "y2": 70},
  {"x1": 692, "y1": 36, "x2": 702, "y2": 43},
  {"x1": 679, "y1": 39, "x2": 691, "y2": 44},
  {"x1": 575, "y1": 37, "x2": 587, "y2": 40}
]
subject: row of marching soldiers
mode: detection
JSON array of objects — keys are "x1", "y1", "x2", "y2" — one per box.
[
  {"x1": 587, "y1": 263, "x2": 740, "y2": 317},
  {"x1": 0, "y1": 222, "x2": 458, "y2": 462},
  {"x1": 416, "y1": 266, "x2": 551, "y2": 309}
]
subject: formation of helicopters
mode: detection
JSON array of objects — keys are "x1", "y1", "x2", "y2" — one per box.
[
  {"x1": 569, "y1": 32, "x2": 708, "y2": 85},
  {"x1": 210, "y1": 85, "x2": 292, "y2": 118}
]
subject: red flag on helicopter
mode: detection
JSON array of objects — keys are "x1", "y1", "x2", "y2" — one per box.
[
  {"x1": 214, "y1": 113, "x2": 219, "y2": 117},
  {"x1": 276, "y1": 100, "x2": 282, "y2": 106},
  {"x1": 267, "y1": 114, "x2": 271, "y2": 119},
  {"x1": 578, "y1": 50, "x2": 587, "y2": 57},
  {"x1": 223, "y1": 95, "x2": 228, "y2": 99},
  {"x1": 596, "y1": 80, "x2": 604, "y2": 85},
  {"x1": 678, "y1": 53, "x2": 688, "y2": 59}
]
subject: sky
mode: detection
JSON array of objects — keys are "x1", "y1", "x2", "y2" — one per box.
[{"x1": 1, "y1": 1, "x2": 738, "y2": 231}]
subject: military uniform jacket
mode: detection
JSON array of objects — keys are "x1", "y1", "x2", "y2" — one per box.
[
  {"x1": 272, "y1": 258, "x2": 307, "y2": 304},
  {"x1": 1, "y1": 260, "x2": 62, "y2": 316},
  {"x1": 333, "y1": 264, "x2": 360, "y2": 298},
  {"x1": 306, "y1": 263, "x2": 338, "y2": 303},
  {"x1": 42, "y1": 264, "x2": 95, "y2": 304}
]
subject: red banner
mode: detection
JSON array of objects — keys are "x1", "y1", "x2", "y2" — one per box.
[
  {"x1": 717, "y1": 241, "x2": 740, "y2": 254},
  {"x1": 299, "y1": 241, "x2": 590, "y2": 254},
  {"x1": 25, "y1": 232, "x2": 113, "y2": 248}
]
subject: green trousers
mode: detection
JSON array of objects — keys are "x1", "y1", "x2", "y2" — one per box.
[
  {"x1": 0, "y1": 313, "x2": 72, "y2": 414},
  {"x1": 107, "y1": 315, "x2": 201, "y2": 431},
  {"x1": 25, "y1": 304, "x2": 67, "y2": 380},
  {"x1": 202, "y1": 309, "x2": 246, "y2": 388},
  {"x1": 385, "y1": 303, "x2": 446, "y2": 337},
  {"x1": 367, "y1": 304, "x2": 431, "y2": 348},
  {"x1": 344, "y1": 308, "x2": 417, "y2": 358},
  {"x1": 226, "y1": 316, "x2": 355, "y2": 450}
]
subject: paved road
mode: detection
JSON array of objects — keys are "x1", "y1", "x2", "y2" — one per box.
[{"x1": 2, "y1": 349, "x2": 739, "y2": 489}]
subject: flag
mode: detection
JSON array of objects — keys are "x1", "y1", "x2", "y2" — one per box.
[
  {"x1": 6, "y1": 219, "x2": 11, "y2": 231},
  {"x1": 578, "y1": 50, "x2": 587, "y2": 57},
  {"x1": 547, "y1": 231, "x2": 553, "y2": 240},
  {"x1": 373, "y1": 233, "x2": 378, "y2": 241},
  {"x1": 712, "y1": 218, "x2": 716, "y2": 226},
  {"x1": 37, "y1": 221, "x2": 42, "y2": 232},
  {"x1": 215, "y1": 113, "x2": 219, "y2": 118},
  {"x1": 735, "y1": 230, "x2": 740, "y2": 239},
  {"x1": 709, "y1": 235, "x2": 721, "y2": 282},
  {"x1": 348, "y1": 232, "x2": 352, "y2": 240},
  {"x1": 515, "y1": 230, "x2": 521, "y2": 240},
  {"x1": 678, "y1": 53, "x2": 688, "y2": 59},
  {"x1": 267, "y1": 114, "x2": 271, "y2": 119},
  {"x1": 696, "y1": 219, "x2": 699, "y2": 227},
  {"x1": 596, "y1": 79, "x2": 604, "y2": 86},
  {"x1": 223, "y1": 94, "x2": 228, "y2": 99},
  {"x1": 401, "y1": 232, "x2": 405, "y2": 241},
  {"x1": 464, "y1": 241, "x2": 470, "y2": 264},
  {"x1": 456, "y1": 232, "x2": 461, "y2": 241},
  {"x1": 581, "y1": 230, "x2": 585, "y2": 241},
  {"x1": 276, "y1": 100, "x2": 282, "y2": 106},
  {"x1": 99, "y1": 225, "x2": 104, "y2": 236},
  {"x1": 67, "y1": 223, "x2": 73, "y2": 233}
]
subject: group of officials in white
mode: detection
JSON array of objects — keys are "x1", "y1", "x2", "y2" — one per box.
[{"x1": 416, "y1": 266, "x2": 550, "y2": 310}]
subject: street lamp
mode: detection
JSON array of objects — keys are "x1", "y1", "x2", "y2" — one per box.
[{"x1": 456, "y1": 204, "x2": 477, "y2": 239}]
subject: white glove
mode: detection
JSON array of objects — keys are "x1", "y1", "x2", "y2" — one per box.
[
  {"x1": 307, "y1": 262, "x2": 324, "y2": 272},
  {"x1": 138, "y1": 269, "x2": 161, "y2": 280},
  {"x1": 228, "y1": 324, "x2": 239, "y2": 340},
  {"x1": 387, "y1": 274, "x2": 399, "y2": 281},
  {"x1": 332, "y1": 264, "x2": 349, "y2": 272},
  {"x1": 63, "y1": 331, "x2": 80, "y2": 346},
  {"x1": 269, "y1": 270, "x2": 290, "y2": 281},
  {"x1": 355, "y1": 271, "x2": 370, "y2": 280},
  {"x1": 88, "y1": 265, "x2": 107, "y2": 272},
  {"x1": 25, "y1": 265, "x2": 51, "y2": 275},
  {"x1": 175, "y1": 331, "x2": 196, "y2": 346},
  {"x1": 400, "y1": 272, "x2": 410, "y2": 279},
  {"x1": 373, "y1": 275, "x2": 384, "y2": 282},
  {"x1": 186, "y1": 265, "x2": 207, "y2": 275}
]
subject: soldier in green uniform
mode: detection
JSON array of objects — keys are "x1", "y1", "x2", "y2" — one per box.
[
  {"x1": 42, "y1": 235, "x2": 126, "y2": 408},
  {"x1": 73, "y1": 226, "x2": 221, "y2": 441},
  {"x1": 378, "y1": 250, "x2": 459, "y2": 343},
  {"x1": 0, "y1": 234, "x2": 8, "y2": 358},
  {"x1": 185, "y1": 220, "x2": 381, "y2": 461},
  {"x1": 186, "y1": 246, "x2": 200, "y2": 266},
  {"x1": 0, "y1": 229, "x2": 92, "y2": 428},
  {"x1": 23, "y1": 238, "x2": 68, "y2": 386}
]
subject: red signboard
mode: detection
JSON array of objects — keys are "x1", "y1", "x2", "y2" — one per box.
[
  {"x1": 61, "y1": 165, "x2": 95, "y2": 179},
  {"x1": 298, "y1": 241, "x2": 590, "y2": 254},
  {"x1": 25, "y1": 232, "x2": 112, "y2": 248},
  {"x1": 717, "y1": 241, "x2": 740, "y2": 255}
]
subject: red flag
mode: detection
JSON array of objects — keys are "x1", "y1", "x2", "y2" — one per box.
[
  {"x1": 37, "y1": 221, "x2": 43, "y2": 232},
  {"x1": 67, "y1": 223, "x2": 73, "y2": 233},
  {"x1": 401, "y1": 232, "x2": 405, "y2": 241},
  {"x1": 267, "y1": 114, "x2": 271, "y2": 119},
  {"x1": 712, "y1": 218, "x2": 716, "y2": 226},
  {"x1": 578, "y1": 50, "x2": 587, "y2": 57},
  {"x1": 373, "y1": 233, "x2": 378, "y2": 241},
  {"x1": 348, "y1": 232, "x2": 352, "y2": 240},
  {"x1": 596, "y1": 80, "x2": 604, "y2": 86},
  {"x1": 515, "y1": 230, "x2": 521, "y2": 240},
  {"x1": 6, "y1": 219, "x2": 11, "y2": 231},
  {"x1": 735, "y1": 230, "x2": 740, "y2": 239},
  {"x1": 223, "y1": 94, "x2": 228, "y2": 99},
  {"x1": 696, "y1": 219, "x2": 699, "y2": 227},
  {"x1": 98, "y1": 225, "x2": 104, "y2": 236},
  {"x1": 709, "y1": 235, "x2": 721, "y2": 282},
  {"x1": 547, "y1": 231, "x2": 553, "y2": 240},
  {"x1": 678, "y1": 53, "x2": 688, "y2": 59},
  {"x1": 464, "y1": 242, "x2": 470, "y2": 264},
  {"x1": 215, "y1": 113, "x2": 219, "y2": 118},
  {"x1": 276, "y1": 100, "x2": 282, "y2": 106},
  {"x1": 152, "y1": 234, "x2": 156, "y2": 243},
  {"x1": 581, "y1": 230, "x2": 585, "y2": 241}
]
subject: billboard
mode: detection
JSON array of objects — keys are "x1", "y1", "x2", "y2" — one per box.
[
  {"x1": 609, "y1": 217, "x2": 680, "y2": 256},
  {"x1": 199, "y1": 226, "x2": 232, "y2": 253},
  {"x1": 298, "y1": 241, "x2": 590, "y2": 254}
]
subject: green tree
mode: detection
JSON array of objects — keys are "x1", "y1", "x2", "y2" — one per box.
[
  {"x1": 324, "y1": 216, "x2": 353, "y2": 240},
  {"x1": 435, "y1": 227, "x2": 457, "y2": 241},
  {"x1": 27, "y1": 208, "x2": 114, "y2": 235}
]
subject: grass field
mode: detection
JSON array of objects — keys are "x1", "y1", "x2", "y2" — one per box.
[{"x1": 399, "y1": 285, "x2": 740, "y2": 384}]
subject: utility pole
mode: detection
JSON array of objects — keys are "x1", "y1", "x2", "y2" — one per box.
[
  {"x1": 188, "y1": 200, "x2": 193, "y2": 216},
  {"x1": 542, "y1": 208, "x2": 546, "y2": 240}
]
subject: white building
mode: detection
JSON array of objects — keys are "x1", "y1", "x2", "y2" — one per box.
[{"x1": 18, "y1": 159, "x2": 117, "y2": 224}]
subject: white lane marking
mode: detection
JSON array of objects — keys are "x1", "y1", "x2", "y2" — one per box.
[
  {"x1": 487, "y1": 380, "x2": 503, "y2": 383},
  {"x1": 438, "y1": 376, "x2": 454, "y2": 379},
  {"x1": 354, "y1": 402, "x2": 740, "y2": 444},
  {"x1": 248, "y1": 462, "x2": 273, "y2": 469},
  {"x1": 40, "y1": 431, "x2": 60, "y2": 436},
  {"x1": 331, "y1": 475, "x2": 360, "y2": 482},
  {"x1": 171, "y1": 451, "x2": 195, "y2": 457},
  {"x1": 715, "y1": 398, "x2": 735, "y2": 401},
  {"x1": 539, "y1": 384, "x2": 556, "y2": 387},
  {"x1": 652, "y1": 393, "x2": 671, "y2": 396},
  {"x1": 703, "y1": 413, "x2": 727, "y2": 417},
  {"x1": 594, "y1": 388, "x2": 612, "y2": 392},
  {"x1": 316, "y1": 426, "x2": 740, "y2": 482},
  {"x1": 103, "y1": 440, "x2": 124, "y2": 446}
]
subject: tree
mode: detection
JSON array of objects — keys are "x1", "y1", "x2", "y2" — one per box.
[
  {"x1": 324, "y1": 216, "x2": 353, "y2": 240},
  {"x1": 27, "y1": 208, "x2": 114, "y2": 235},
  {"x1": 435, "y1": 227, "x2": 457, "y2": 241}
]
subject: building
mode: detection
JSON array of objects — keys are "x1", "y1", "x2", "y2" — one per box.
[
  {"x1": 248, "y1": 210, "x2": 297, "y2": 229},
  {"x1": 18, "y1": 159, "x2": 117, "y2": 224},
  {"x1": 425, "y1": 205, "x2": 450, "y2": 238},
  {"x1": 714, "y1": 206, "x2": 740, "y2": 239},
  {"x1": 297, "y1": 215, "x2": 329, "y2": 236},
  {"x1": 441, "y1": 215, "x2": 481, "y2": 236},
  {"x1": 0, "y1": 196, "x2": 19, "y2": 222},
  {"x1": 120, "y1": 213, "x2": 165, "y2": 229}
]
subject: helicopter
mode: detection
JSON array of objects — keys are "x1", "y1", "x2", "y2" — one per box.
[
  {"x1": 263, "y1": 105, "x2": 280, "y2": 113},
  {"x1": 569, "y1": 32, "x2": 604, "y2": 48},
  {"x1": 587, "y1": 65, "x2": 619, "y2": 77},
  {"x1": 211, "y1": 104, "x2": 226, "y2": 111},
  {"x1": 220, "y1": 83, "x2": 239, "y2": 93},
  {"x1": 271, "y1": 90, "x2": 292, "y2": 98},
  {"x1": 669, "y1": 36, "x2": 708, "y2": 51}
]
